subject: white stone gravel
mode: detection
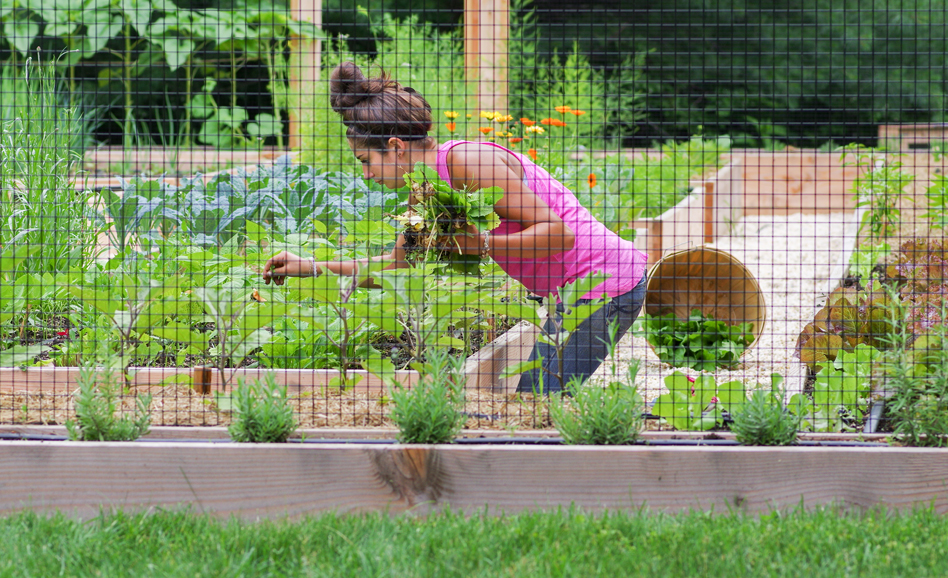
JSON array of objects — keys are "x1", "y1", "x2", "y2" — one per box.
[{"x1": 589, "y1": 211, "x2": 858, "y2": 400}]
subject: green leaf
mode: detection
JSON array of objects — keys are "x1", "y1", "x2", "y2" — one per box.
[{"x1": 362, "y1": 353, "x2": 399, "y2": 389}]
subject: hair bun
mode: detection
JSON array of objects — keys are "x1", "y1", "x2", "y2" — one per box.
[{"x1": 330, "y1": 61, "x2": 388, "y2": 113}]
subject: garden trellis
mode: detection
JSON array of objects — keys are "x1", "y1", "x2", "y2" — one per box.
[{"x1": 0, "y1": 0, "x2": 946, "y2": 446}]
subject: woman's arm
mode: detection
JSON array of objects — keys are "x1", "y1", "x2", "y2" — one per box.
[
  {"x1": 445, "y1": 144, "x2": 575, "y2": 259},
  {"x1": 262, "y1": 234, "x2": 410, "y2": 287}
]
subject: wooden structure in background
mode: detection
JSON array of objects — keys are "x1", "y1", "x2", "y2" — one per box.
[
  {"x1": 626, "y1": 160, "x2": 743, "y2": 263},
  {"x1": 878, "y1": 123, "x2": 948, "y2": 152},
  {"x1": 464, "y1": 0, "x2": 509, "y2": 114},
  {"x1": 289, "y1": 0, "x2": 322, "y2": 149}
]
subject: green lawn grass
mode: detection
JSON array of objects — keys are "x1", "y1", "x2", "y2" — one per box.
[{"x1": 1, "y1": 507, "x2": 946, "y2": 577}]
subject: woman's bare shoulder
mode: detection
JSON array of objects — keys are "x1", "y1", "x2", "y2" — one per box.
[{"x1": 445, "y1": 142, "x2": 521, "y2": 188}]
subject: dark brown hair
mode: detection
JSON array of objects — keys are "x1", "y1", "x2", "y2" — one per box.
[{"x1": 329, "y1": 61, "x2": 433, "y2": 149}]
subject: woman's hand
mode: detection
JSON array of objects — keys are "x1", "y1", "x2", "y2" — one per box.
[
  {"x1": 262, "y1": 251, "x2": 313, "y2": 285},
  {"x1": 438, "y1": 224, "x2": 483, "y2": 256}
]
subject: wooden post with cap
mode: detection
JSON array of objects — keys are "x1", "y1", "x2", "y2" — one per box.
[
  {"x1": 289, "y1": 0, "x2": 322, "y2": 149},
  {"x1": 465, "y1": 0, "x2": 509, "y2": 114}
]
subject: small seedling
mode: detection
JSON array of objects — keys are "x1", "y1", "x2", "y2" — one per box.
[
  {"x1": 228, "y1": 373, "x2": 298, "y2": 443},
  {"x1": 66, "y1": 363, "x2": 152, "y2": 442}
]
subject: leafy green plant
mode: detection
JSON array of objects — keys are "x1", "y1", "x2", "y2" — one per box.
[
  {"x1": 501, "y1": 272, "x2": 612, "y2": 394},
  {"x1": 790, "y1": 343, "x2": 879, "y2": 432},
  {"x1": 2, "y1": 1, "x2": 321, "y2": 149},
  {"x1": 394, "y1": 163, "x2": 502, "y2": 275},
  {"x1": 550, "y1": 359, "x2": 644, "y2": 445},
  {"x1": 652, "y1": 371, "x2": 747, "y2": 431},
  {"x1": 849, "y1": 242, "x2": 890, "y2": 284},
  {"x1": 795, "y1": 285, "x2": 893, "y2": 371},
  {"x1": 65, "y1": 362, "x2": 152, "y2": 442},
  {"x1": 227, "y1": 372, "x2": 298, "y2": 443},
  {"x1": 731, "y1": 378, "x2": 799, "y2": 446},
  {"x1": 643, "y1": 308, "x2": 754, "y2": 371},
  {"x1": 390, "y1": 348, "x2": 466, "y2": 444}
]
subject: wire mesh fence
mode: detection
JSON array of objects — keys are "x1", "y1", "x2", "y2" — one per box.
[{"x1": 0, "y1": 0, "x2": 945, "y2": 438}]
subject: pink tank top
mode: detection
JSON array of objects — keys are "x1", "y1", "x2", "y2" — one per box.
[{"x1": 435, "y1": 140, "x2": 648, "y2": 299}]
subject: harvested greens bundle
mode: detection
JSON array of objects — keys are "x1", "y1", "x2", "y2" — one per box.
[
  {"x1": 643, "y1": 308, "x2": 755, "y2": 371},
  {"x1": 392, "y1": 163, "x2": 502, "y2": 274}
]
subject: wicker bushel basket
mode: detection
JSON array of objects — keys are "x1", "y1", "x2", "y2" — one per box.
[{"x1": 644, "y1": 245, "x2": 767, "y2": 352}]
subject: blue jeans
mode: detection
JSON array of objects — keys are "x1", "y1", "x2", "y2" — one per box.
[{"x1": 517, "y1": 274, "x2": 647, "y2": 394}]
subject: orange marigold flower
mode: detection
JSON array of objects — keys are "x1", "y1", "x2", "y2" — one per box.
[
  {"x1": 527, "y1": 148, "x2": 537, "y2": 161},
  {"x1": 588, "y1": 173, "x2": 597, "y2": 188},
  {"x1": 445, "y1": 122, "x2": 456, "y2": 132},
  {"x1": 509, "y1": 137, "x2": 524, "y2": 144},
  {"x1": 541, "y1": 118, "x2": 567, "y2": 127},
  {"x1": 520, "y1": 118, "x2": 535, "y2": 127},
  {"x1": 570, "y1": 109, "x2": 586, "y2": 116},
  {"x1": 555, "y1": 105, "x2": 572, "y2": 114},
  {"x1": 479, "y1": 127, "x2": 493, "y2": 135}
]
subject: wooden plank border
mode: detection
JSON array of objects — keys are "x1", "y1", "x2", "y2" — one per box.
[
  {"x1": 625, "y1": 161, "x2": 741, "y2": 263},
  {"x1": 1, "y1": 442, "x2": 944, "y2": 520},
  {"x1": 0, "y1": 321, "x2": 539, "y2": 397}
]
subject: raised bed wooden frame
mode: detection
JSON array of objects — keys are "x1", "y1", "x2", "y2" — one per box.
[
  {"x1": 626, "y1": 160, "x2": 743, "y2": 263},
  {"x1": 5, "y1": 440, "x2": 948, "y2": 520},
  {"x1": 0, "y1": 321, "x2": 539, "y2": 397}
]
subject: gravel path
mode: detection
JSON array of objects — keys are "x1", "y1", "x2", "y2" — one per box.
[{"x1": 589, "y1": 211, "x2": 858, "y2": 400}]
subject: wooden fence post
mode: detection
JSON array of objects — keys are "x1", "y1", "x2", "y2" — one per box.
[
  {"x1": 289, "y1": 0, "x2": 322, "y2": 149},
  {"x1": 465, "y1": 0, "x2": 509, "y2": 114}
]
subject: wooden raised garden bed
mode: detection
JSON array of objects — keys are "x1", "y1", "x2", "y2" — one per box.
[
  {"x1": 627, "y1": 160, "x2": 743, "y2": 263},
  {"x1": 4, "y1": 439, "x2": 948, "y2": 520},
  {"x1": 0, "y1": 321, "x2": 539, "y2": 398}
]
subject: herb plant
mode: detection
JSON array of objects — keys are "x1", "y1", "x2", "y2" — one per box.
[
  {"x1": 644, "y1": 309, "x2": 754, "y2": 371},
  {"x1": 550, "y1": 359, "x2": 644, "y2": 445},
  {"x1": 390, "y1": 349, "x2": 466, "y2": 444},
  {"x1": 65, "y1": 363, "x2": 152, "y2": 442},
  {"x1": 842, "y1": 146, "x2": 915, "y2": 242},
  {"x1": 731, "y1": 378, "x2": 799, "y2": 446},
  {"x1": 228, "y1": 373, "x2": 298, "y2": 444}
]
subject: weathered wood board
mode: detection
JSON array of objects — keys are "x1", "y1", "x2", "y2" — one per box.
[{"x1": 2, "y1": 442, "x2": 946, "y2": 520}]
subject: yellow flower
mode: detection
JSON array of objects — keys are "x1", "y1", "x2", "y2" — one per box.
[
  {"x1": 494, "y1": 114, "x2": 514, "y2": 123},
  {"x1": 525, "y1": 125, "x2": 545, "y2": 135},
  {"x1": 555, "y1": 105, "x2": 572, "y2": 114},
  {"x1": 466, "y1": 113, "x2": 472, "y2": 118},
  {"x1": 444, "y1": 111, "x2": 459, "y2": 119},
  {"x1": 479, "y1": 111, "x2": 496, "y2": 120}
]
